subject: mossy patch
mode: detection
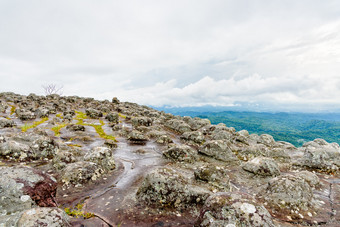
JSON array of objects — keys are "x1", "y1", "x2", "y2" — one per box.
[
  {"x1": 118, "y1": 113, "x2": 126, "y2": 119},
  {"x1": 21, "y1": 117, "x2": 49, "y2": 132},
  {"x1": 51, "y1": 123, "x2": 67, "y2": 136},
  {"x1": 74, "y1": 111, "x2": 117, "y2": 141},
  {"x1": 64, "y1": 203, "x2": 94, "y2": 219},
  {"x1": 9, "y1": 105, "x2": 16, "y2": 115}
]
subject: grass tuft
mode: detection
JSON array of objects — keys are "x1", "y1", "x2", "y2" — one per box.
[{"x1": 21, "y1": 117, "x2": 49, "y2": 132}]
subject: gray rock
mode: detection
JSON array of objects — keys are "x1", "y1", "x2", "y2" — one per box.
[
  {"x1": 0, "y1": 166, "x2": 57, "y2": 219},
  {"x1": 194, "y1": 165, "x2": 230, "y2": 191},
  {"x1": 181, "y1": 131, "x2": 205, "y2": 144},
  {"x1": 0, "y1": 117, "x2": 16, "y2": 128},
  {"x1": 132, "y1": 116, "x2": 152, "y2": 127},
  {"x1": 296, "y1": 170, "x2": 320, "y2": 188},
  {"x1": 259, "y1": 174, "x2": 313, "y2": 212},
  {"x1": 85, "y1": 108, "x2": 103, "y2": 119},
  {"x1": 196, "y1": 192, "x2": 275, "y2": 227},
  {"x1": 34, "y1": 108, "x2": 49, "y2": 118},
  {"x1": 61, "y1": 161, "x2": 102, "y2": 187},
  {"x1": 66, "y1": 124, "x2": 85, "y2": 131},
  {"x1": 0, "y1": 140, "x2": 31, "y2": 160},
  {"x1": 84, "y1": 146, "x2": 115, "y2": 172},
  {"x1": 258, "y1": 134, "x2": 276, "y2": 147},
  {"x1": 165, "y1": 119, "x2": 191, "y2": 134},
  {"x1": 199, "y1": 140, "x2": 238, "y2": 162},
  {"x1": 15, "y1": 109, "x2": 36, "y2": 121},
  {"x1": 163, "y1": 144, "x2": 197, "y2": 162},
  {"x1": 112, "y1": 97, "x2": 120, "y2": 104},
  {"x1": 127, "y1": 130, "x2": 149, "y2": 144},
  {"x1": 242, "y1": 157, "x2": 280, "y2": 176},
  {"x1": 17, "y1": 207, "x2": 70, "y2": 227},
  {"x1": 299, "y1": 139, "x2": 340, "y2": 172},
  {"x1": 137, "y1": 168, "x2": 211, "y2": 208},
  {"x1": 106, "y1": 112, "x2": 119, "y2": 123},
  {"x1": 187, "y1": 117, "x2": 211, "y2": 131}
]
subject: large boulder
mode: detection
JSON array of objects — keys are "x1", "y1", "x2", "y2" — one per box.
[
  {"x1": 299, "y1": 139, "x2": 340, "y2": 172},
  {"x1": 17, "y1": 207, "x2": 69, "y2": 227},
  {"x1": 127, "y1": 130, "x2": 149, "y2": 144},
  {"x1": 0, "y1": 166, "x2": 57, "y2": 226},
  {"x1": 163, "y1": 144, "x2": 197, "y2": 162},
  {"x1": 181, "y1": 131, "x2": 205, "y2": 144},
  {"x1": 105, "y1": 112, "x2": 119, "y2": 123},
  {"x1": 199, "y1": 140, "x2": 238, "y2": 162},
  {"x1": 136, "y1": 168, "x2": 211, "y2": 208},
  {"x1": 0, "y1": 140, "x2": 31, "y2": 161},
  {"x1": 165, "y1": 119, "x2": 191, "y2": 134},
  {"x1": 84, "y1": 146, "x2": 115, "y2": 172},
  {"x1": 85, "y1": 108, "x2": 103, "y2": 119},
  {"x1": 196, "y1": 192, "x2": 275, "y2": 227},
  {"x1": 15, "y1": 109, "x2": 36, "y2": 121},
  {"x1": 194, "y1": 165, "x2": 230, "y2": 191},
  {"x1": 258, "y1": 175, "x2": 313, "y2": 214},
  {"x1": 242, "y1": 157, "x2": 280, "y2": 177},
  {"x1": 132, "y1": 117, "x2": 152, "y2": 127},
  {"x1": 0, "y1": 117, "x2": 16, "y2": 128},
  {"x1": 61, "y1": 161, "x2": 102, "y2": 187}
]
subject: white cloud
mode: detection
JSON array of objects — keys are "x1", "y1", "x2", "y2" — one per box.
[{"x1": 0, "y1": 1, "x2": 340, "y2": 111}]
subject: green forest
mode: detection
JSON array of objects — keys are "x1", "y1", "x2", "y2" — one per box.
[{"x1": 170, "y1": 110, "x2": 340, "y2": 147}]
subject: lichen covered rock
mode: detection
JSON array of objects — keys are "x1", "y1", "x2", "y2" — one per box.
[
  {"x1": 196, "y1": 192, "x2": 275, "y2": 227},
  {"x1": 163, "y1": 144, "x2": 197, "y2": 162},
  {"x1": 0, "y1": 117, "x2": 16, "y2": 128},
  {"x1": 84, "y1": 146, "x2": 115, "y2": 172},
  {"x1": 61, "y1": 161, "x2": 102, "y2": 187},
  {"x1": 200, "y1": 140, "x2": 238, "y2": 162},
  {"x1": 85, "y1": 108, "x2": 103, "y2": 119},
  {"x1": 299, "y1": 139, "x2": 340, "y2": 172},
  {"x1": 17, "y1": 207, "x2": 69, "y2": 227},
  {"x1": 137, "y1": 168, "x2": 211, "y2": 208},
  {"x1": 259, "y1": 174, "x2": 313, "y2": 212},
  {"x1": 242, "y1": 157, "x2": 280, "y2": 176},
  {"x1": 0, "y1": 166, "x2": 57, "y2": 219},
  {"x1": 194, "y1": 165, "x2": 230, "y2": 191}
]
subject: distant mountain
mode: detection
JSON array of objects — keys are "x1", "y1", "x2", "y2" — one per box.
[{"x1": 153, "y1": 107, "x2": 340, "y2": 147}]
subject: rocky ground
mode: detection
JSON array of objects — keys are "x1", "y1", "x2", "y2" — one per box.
[{"x1": 0, "y1": 92, "x2": 340, "y2": 226}]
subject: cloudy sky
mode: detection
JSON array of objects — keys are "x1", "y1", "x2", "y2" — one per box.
[{"x1": 1, "y1": 0, "x2": 340, "y2": 112}]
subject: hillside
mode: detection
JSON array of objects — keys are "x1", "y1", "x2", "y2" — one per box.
[
  {"x1": 158, "y1": 109, "x2": 340, "y2": 147},
  {"x1": 1, "y1": 92, "x2": 340, "y2": 226}
]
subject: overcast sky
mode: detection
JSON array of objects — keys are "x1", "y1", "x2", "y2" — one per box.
[{"x1": 1, "y1": 0, "x2": 340, "y2": 112}]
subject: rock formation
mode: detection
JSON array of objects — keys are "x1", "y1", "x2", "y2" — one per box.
[{"x1": 0, "y1": 92, "x2": 339, "y2": 226}]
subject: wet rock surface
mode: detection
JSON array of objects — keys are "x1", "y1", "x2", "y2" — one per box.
[{"x1": 0, "y1": 92, "x2": 340, "y2": 226}]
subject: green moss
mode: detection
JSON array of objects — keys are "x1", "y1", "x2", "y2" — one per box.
[
  {"x1": 64, "y1": 203, "x2": 95, "y2": 219},
  {"x1": 67, "y1": 143, "x2": 82, "y2": 148},
  {"x1": 118, "y1": 113, "x2": 126, "y2": 119},
  {"x1": 21, "y1": 117, "x2": 49, "y2": 132},
  {"x1": 51, "y1": 123, "x2": 67, "y2": 136},
  {"x1": 74, "y1": 111, "x2": 116, "y2": 141},
  {"x1": 9, "y1": 105, "x2": 16, "y2": 115},
  {"x1": 87, "y1": 123, "x2": 117, "y2": 141},
  {"x1": 56, "y1": 113, "x2": 63, "y2": 118}
]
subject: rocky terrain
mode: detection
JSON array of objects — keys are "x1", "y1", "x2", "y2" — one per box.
[{"x1": 0, "y1": 92, "x2": 340, "y2": 226}]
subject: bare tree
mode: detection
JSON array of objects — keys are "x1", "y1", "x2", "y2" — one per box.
[{"x1": 42, "y1": 84, "x2": 63, "y2": 95}]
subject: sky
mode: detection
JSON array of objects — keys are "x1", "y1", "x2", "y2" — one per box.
[{"x1": 1, "y1": 0, "x2": 340, "y2": 112}]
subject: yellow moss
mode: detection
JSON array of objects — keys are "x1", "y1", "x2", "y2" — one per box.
[
  {"x1": 67, "y1": 143, "x2": 82, "y2": 148},
  {"x1": 56, "y1": 113, "x2": 63, "y2": 118},
  {"x1": 74, "y1": 111, "x2": 116, "y2": 141},
  {"x1": 64, "y1": 203, "x2": 95, "y2": 219},
  {"x1": 118, "y1": 113, "x2": 126, "y2": 119},
  {"x1": 21, "y1": 117, "x2": 49, "y2": 132},
  {"x1": 9, "y1": 105, "x2": 16, "y2": 115},
  {"x1": 75, "y1": 111, "x2": 87, "y2": 120},
  {"x1": 51, "y1": 123, "x2": 67, "y2": 136}
]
